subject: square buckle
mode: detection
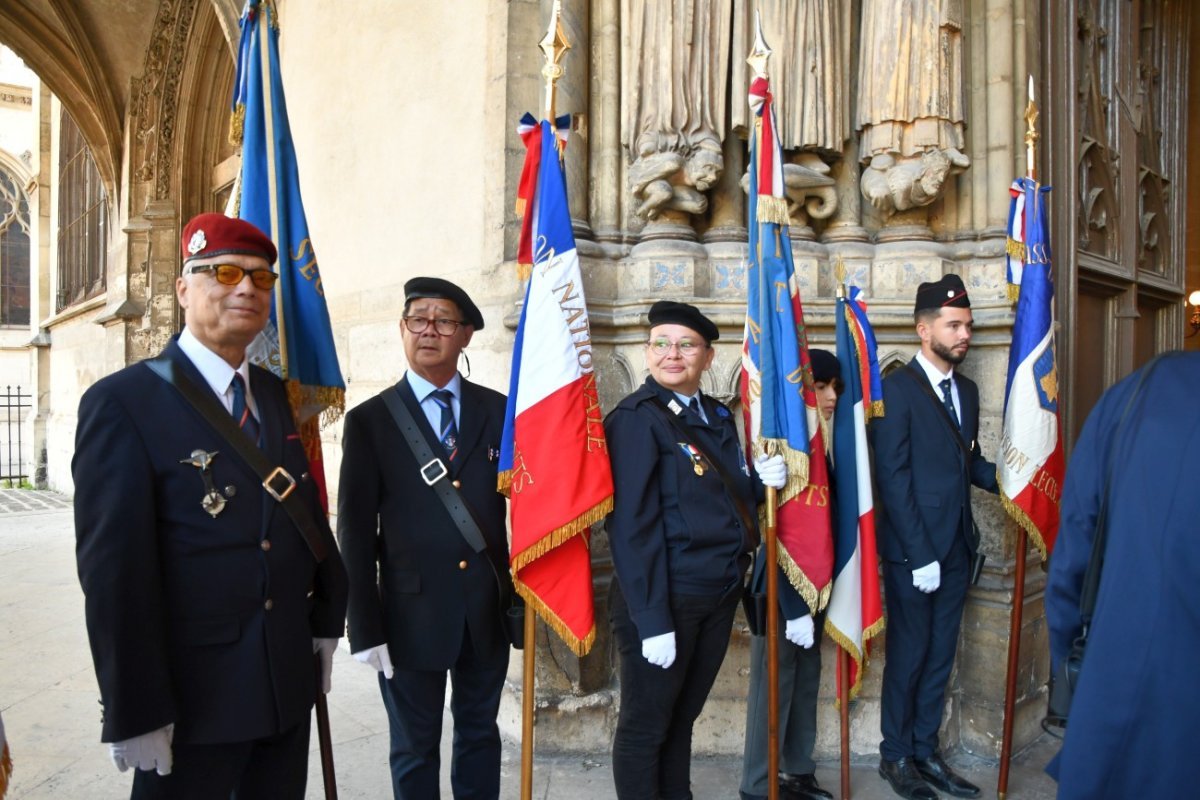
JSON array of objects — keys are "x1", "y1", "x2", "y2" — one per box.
[
  {"x1": 420, "y1": 458, "x2": 448, "y2": 486},
  {"x1": 263, "y1": 466, "x2": 297, "y2": 502}
]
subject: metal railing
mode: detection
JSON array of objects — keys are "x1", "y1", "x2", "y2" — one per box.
[{"x1": 1, "y1": 385, "x2": 30, "y2": 483}]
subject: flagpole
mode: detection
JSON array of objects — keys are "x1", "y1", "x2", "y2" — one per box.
[
  {"x1": 257, "y1": 1, "x2": 289, "y2": 379},
  {"x1": 519, "y1": 7, "x2": 570, "y2": 800},
  {"x1": 835, "y1": 268, "x2": 851, "y2": 800},
  {"x1": 998, "y1": 74, "x2": 1038, "y2": 800}
]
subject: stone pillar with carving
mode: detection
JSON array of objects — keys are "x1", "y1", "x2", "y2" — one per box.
[
  {"x1": 856, "y1": 0, "x2": 970, "y2": 239},
  {"x1": 620, "y1": 0, "x2": 730, "y2": 242}
]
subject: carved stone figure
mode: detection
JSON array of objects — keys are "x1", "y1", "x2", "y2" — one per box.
[
  {"x1": 856, "y1": 0, "x2": 969, "y2": 219},
  {"x1": 621, "y1": 0, "x2": 731, "y2": 224}
]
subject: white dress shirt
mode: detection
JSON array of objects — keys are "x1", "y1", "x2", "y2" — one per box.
[
  {"x1": 915, "y1": 350, "x2": 961, "y2": 419},
  {"x1": 177, "y1": 327, "x2": 259, "y2": 419},
  {"x1": 406, "y1": 370, "x2": 463, "y2": 433}
]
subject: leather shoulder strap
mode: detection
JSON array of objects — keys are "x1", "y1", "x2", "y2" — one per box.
[{"x1": 145, "y1": 356, "x2": 327, "y2": 562}]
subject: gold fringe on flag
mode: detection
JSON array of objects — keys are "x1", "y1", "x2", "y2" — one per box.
[
  {"x1": 1007, "y1": 283, "x2": 1021, "y2": 303},
  {"x1": 756, "y1": 195, "x2": 791, "y2": 227},
  {"x1": 508, "y1": 497, "x2": 612, "y2": 575},
  {"x1": 497, "y1": 469, "x2": 513, "y2": 497},
  {"x1": 1000, "y1": 491, "x2": 1052, "y2": 561},
  {"x1": 865, "y1": 399, "x2": 885, "y2": 421},
  {"x1": 513, "y1": 574, "x2": 597, "y2": 657},
  {"x1": 1005, "y1": 237, "x2": 1026, "y2": 261},
  {"x1": 229, "y1": 103, "x2": 246, "y2": 147},
  {"x1": 823, "y1": 612, "x2": 887, "y2": 703},
  {"x1": 284, "y1": 381, "x2": 346, "y2": 430},
  {"x1": 778, "y1": 546, "x2": 832, "y2": 615},
  {"x1": 0, "y1": 741, "x2": 11, "y2": 799},
  {"x1": 516, "y1": 262, "x2": 532, "y2": 282}
]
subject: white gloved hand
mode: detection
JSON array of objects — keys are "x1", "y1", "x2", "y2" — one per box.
[
  {"x1": 912, "y1": 561, "x2": 941, "y2": 593},
  {"x1": 754, "y1": 453, "x2": 787, "y2": 490},
  {"x1": 352, "y1": 643, "x2": 395, "y2": 680},
  {"x1": 313, "y1": 637, "x2": 339, "y2": 693},
  {"x1": 109, "y1": 724, "x2": 174, "y2": 775},
  {"x1": 785, "y1": 614, "x2": 815, "y2": 649},
  {"x1": 641, "y1": 631, "x2": 677, "y2": 669}
]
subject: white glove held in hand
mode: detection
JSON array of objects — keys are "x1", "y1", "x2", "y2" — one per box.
[
  {"x1": 110, "y1": 724, "x2": 173, "y2": 775},
  {"x1": 353, "y1": 643, "x2": 395, "y2": 680},
  {"x1": 754, "y1": 453, "x2": 787, "y2": 490},
  {"x1": 313, "y1": 637, "x2": 339, "y2": 693},
  {"x1": 641, "y1": 631, "x2": 677, "y2": 669},
  {"x1": 785, "y1": 614, "x2": 815, "y2": 649},
  {"x1": 912, "y1": 561, "x2": 941, "y2": 593}
]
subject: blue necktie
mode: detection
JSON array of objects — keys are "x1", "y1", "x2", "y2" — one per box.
[
  {"x1": 939, "y1": 378, "x2": 960, "y2": 429},
  {"x1": 431, "y1": 389, "x2": 458, "y2": 460},
  {"x1": 688, "y1": 396, "x2": 706, "y2": 424},
  {"x1": 231, "y1": 373, "x2": 261, "y2": 445}
]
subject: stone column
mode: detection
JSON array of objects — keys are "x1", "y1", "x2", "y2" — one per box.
[
  {"x1": 558, "y1": 0, "x2": 593, "y2": 241},
  {"x1": 588, "y1": 0, "x2": 622, "y2": 244}
]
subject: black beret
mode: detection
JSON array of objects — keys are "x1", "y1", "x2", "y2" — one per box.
[
  {"x1": 914, "y1": 274, "x2": 971, "y2": 314},
  {"x1": 404, "y1": 277, "x2": 484, "y2": 330},
  {"x1": 647, "y1": 300, "x2": 719, "y2": 343},
  {"x1": 809, "y1": 349, "x2": 841, "y2": 384}
]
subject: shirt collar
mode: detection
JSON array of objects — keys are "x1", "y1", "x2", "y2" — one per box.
[
  {"x1": 915, "y1": 350, "x2": 954, "y2": 388},
  {"x1": 407, "y1": 370, "x2": 462, "y2": 403},
  {"x1": 178, "y1": 327, "x2": 249, "y2": 398}
]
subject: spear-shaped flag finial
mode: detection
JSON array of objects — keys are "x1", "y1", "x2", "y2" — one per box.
[{"x1": 539, "y1": 0, "x2": 571, "y2": 122}]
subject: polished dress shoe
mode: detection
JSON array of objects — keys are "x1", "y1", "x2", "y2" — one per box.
[
  {"x1": 915, "y1": 753, "x2": 981, "y2": 798},
  {"x1": 778, "y1": 772, "x2": 833, "y2": 800},
  {"x1": 878, "y1": 757, "x2": 939, "y2": 800}
]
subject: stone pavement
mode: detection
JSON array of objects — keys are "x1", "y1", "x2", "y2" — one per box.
[{"x1": 0, "y1": 492, "x2": 1060, "y2": 798}]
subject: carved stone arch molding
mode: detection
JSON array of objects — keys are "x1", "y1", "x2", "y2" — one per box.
[{"x1": 878, "y1": 348, "x2": 911, "y2": 376}]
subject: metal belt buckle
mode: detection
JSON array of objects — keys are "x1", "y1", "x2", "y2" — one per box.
[
  {"x1": 263, "y1": 466, "x2": 297, "y2": 502},
  {"x1": 420, "y1": 458, "x2": 448, "y2": 486}
]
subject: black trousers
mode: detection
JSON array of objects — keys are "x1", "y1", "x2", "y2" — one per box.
[
  {"x1": 610, "y1": 580, "x2": 741, "y2": 800},
  {"x1": 379, "y1": 620, "x2": 509, "y2": 800},
  {"x1": 130, "y1": 717, "x2": 310, "y2": 800},
  {"x1": 879, "y1": 536, "x2": 971, "y2": 762}
]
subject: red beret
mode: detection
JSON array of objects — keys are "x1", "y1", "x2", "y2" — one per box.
[{"x1": 181, "y1": 213, "x2": 277, "y2": 266}]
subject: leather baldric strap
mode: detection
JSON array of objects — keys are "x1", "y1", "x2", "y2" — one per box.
[
  {"x1": 645, "y1": 396, "x2": 759, "y2": 541},
  {"x1": 145, "y1": 356, "x2": 327, "y2": 562}
]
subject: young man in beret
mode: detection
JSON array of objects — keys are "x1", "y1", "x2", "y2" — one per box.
[
  {"x1": 74, "y1": 212, "x2": 348, "y2": 798},
  {"x1": 871, "y1": 274, "x2": 998, "y2": 800},
  {"x1": 338, "y1": 278, "x2": 513, "y2": 800}
]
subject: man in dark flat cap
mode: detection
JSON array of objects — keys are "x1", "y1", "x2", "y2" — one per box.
[
  {"x1": 74, "y1": 212, "x2": 348, "y2": 799},
  {"x1": 871, "y1": 274, "x2": 998, "y2": 800},
  {"x1": 337, "y1": 277, "x2": 514, "y2": 800}
]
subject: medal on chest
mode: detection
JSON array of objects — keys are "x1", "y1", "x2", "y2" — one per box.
[
  {"x1": 179, "y1": 449, "x2": 226, "y2": 518},
  {"x1": 677, "y1": 442, "x2": 707, "y2": 476}
]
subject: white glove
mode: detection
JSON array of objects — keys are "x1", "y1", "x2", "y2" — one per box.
[
  {"x1": 754, "y1": 453, "x2": 787, "y2": 490},
  {"x1": 352, "y1": 643, "x2": 395, "y2": 680},
  {"x1": 313, "y1": 637, "x2": 340, "y2": 693},
  {"x1": 641, "y1": 631, "x2": 676, "y2": 669},
  {"x1": 785, "y1": 614, "x2": 815, "y2": 649},
  {"x1": 109, "y1": 724, "x2": 173, "y2": 775},
  {"x1": 912, "y1": 560, "x2": 941, "y2": 593}
]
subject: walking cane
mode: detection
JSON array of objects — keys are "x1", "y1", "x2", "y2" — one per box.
[{"x1": 314, "y1": 653, "x2": 338, "y2": 800}]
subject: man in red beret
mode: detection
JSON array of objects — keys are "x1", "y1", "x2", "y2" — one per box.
[{"x1": 73, "y1": 212, "x2": 347, "y2": 799}]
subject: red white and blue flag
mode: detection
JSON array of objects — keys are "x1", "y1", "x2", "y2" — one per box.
[
  {"x1": 499, "y1": 117, "x2": 613, "y2": 655},
  {"x1": 740, "y1": 76, "x2": 834, "y2": 613},
  {"x1": 998, "y1": 177, "x2": 1062, "y2": 559},
  {"x1": 1005, "y1": 180, "x2": 1027, "y2": 302},
  {"x1": 826, "y1": 286, "x2": 885, "y2": 699}
]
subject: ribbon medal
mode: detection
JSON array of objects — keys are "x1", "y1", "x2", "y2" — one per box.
[
  {"x1": 677, "y1": 443, "x2": 707, "y2": 476},
  {"x1": 179, "y1": 449, "x2": 226, "y2": 518}
]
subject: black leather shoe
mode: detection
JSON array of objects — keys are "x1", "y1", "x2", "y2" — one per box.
[
  {"x1": 878, "y1": 758, "x2": 939, "y2": 800},
  {"x1": 915, "y1": 753, "x2": 981, "y2": 798},
  {"x1": 779, "y1": 772, "x2": 833, "y2": 800}
]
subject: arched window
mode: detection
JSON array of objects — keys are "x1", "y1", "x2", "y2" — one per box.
[
  {"x1": 56, "y1": 109, "x2": 107, "y2": 311},
  {"x1": 0, "y1": 165, "x2": 30, "y2": 326}
]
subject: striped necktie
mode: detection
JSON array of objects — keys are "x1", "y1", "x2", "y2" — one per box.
[
  {"x1": 939, "y1": 378, "x2": 960, "y2": 429},
  {"x1": 231, "y1": 373, "x2": 261, "y2": 445},
  {"x1": 430, "y1": 389, "x2": 458, "y2": 460}
]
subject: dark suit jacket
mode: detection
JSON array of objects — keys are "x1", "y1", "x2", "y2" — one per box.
[
  {"x1": 871, "y1": 358, "x2": 998, "y2": 567},
  {"x1": 73, "y1": 338, "x2": 347, "y2": 745},
  {"x1": 337, "y1": 376, "x2": 510, "y2": 672}
]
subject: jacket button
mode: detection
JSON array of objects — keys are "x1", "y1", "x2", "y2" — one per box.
[
  {"x1": 260, "y1": 540, "x2": 271, "y2": 552},
  {"x1": 264, "y1": 599, "x2": 274, "y2": 610},
  {"x1": 458, "y1": 560, "x2": 468, "y2": 570}
]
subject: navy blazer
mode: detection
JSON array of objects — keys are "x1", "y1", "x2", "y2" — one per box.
[
  {"x1": 337, "y1": 376, "x2": 511, "y2": 672},
  {"x1": 871, "y1": 358, "x2": 998, "y2": 567},
  {"x1": 604, "y1": 377, "x2": 758, "y2": 639},
  {"x1": 73, "y1": 339, "x2": 347, "y2": 745}
]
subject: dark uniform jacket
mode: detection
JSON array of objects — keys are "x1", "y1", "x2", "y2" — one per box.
[
  {"x1": 604, "y1": 377, "x2": 758, "y2": 640},
  {"x1": 337, "y1": 376, "x2": 511, "y2": 671},
  {"x1": 871, "y1": 358, "x2": 998, "y2": 567},
  {"x1": 73, "y1": 339, "x2": 348, "y2": 745}
]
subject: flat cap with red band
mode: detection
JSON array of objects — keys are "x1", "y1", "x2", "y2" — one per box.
[
  {"x1": 181, "y1": 212, "x2": 278, "y2": 267},
  {"x1": 914, "y1": 273, "x2": 971, "y2": 314}
]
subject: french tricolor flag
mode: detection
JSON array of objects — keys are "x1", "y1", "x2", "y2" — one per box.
[{"x1": 499, "y1": 118, "x2": 613, "y2": 655}]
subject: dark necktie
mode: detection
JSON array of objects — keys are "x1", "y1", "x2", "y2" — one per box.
[
  {"x1": 688, "y1": 396, "x2": 705, "y2": 424},
  {"x1": 939, "y1": 378, "x2": 960, "y2": 429},
  {"x1": 431, "y1": 389, "x2": 458, "y2": 460},
  {"x1": 231, "y1": 373, "x2": 261, "y2": 445}
]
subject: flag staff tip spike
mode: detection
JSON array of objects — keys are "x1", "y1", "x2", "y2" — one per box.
[
  {"x1": 539, "y1": 0, "x2": 571, "y2": 122},
  {"x1": 1024, "y1": 75, "x2": 1039, "y2": 180},
  {"x1": 747, "y1": 10, "x2": 772, "y2": 80}
]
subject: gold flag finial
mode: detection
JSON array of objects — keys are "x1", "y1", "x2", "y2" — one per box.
[
  {"x1": 746, "y1": 11, "x2": 772, "y2": 81},
  {"x1": 834, "y1": 255, "x2": 847, "y2": 299},
  {"x1": 1024, "y1": 74, "x2": 1039, "y2": 180},
  {"x1": 539, "y1": 0, "x2": 571, "y2": 122}
]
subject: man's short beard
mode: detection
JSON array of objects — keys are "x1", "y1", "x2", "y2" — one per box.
[{"x1": 932, "y1": 339, "x2": 967, "y2": 365}]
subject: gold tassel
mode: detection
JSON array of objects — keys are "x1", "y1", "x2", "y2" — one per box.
[
  {"x1": 865, "y1": 400, "x2": 885, "y2": 421},
  {"x1": 1007, "y1": 283, "x2": 1021, "y2": 304},
  {"x1": 757, "y1": 195, "x2": 791, "y2": 226},
  {"x1": 517, "y1": 262, "x2": 532, "y2": 282},
  {"x1": 228, "y1": 103, "x2": 246, "y2": 147},
  {"x1": 496, "y1": 469, "x2": 513, "y2": 497},
  {"x1": 1005, "y1": 237, "x2": 1026, "y2": 260}
]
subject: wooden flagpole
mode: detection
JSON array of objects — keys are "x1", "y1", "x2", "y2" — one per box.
[
  {"x1": 834, "y1": 269, "x2": 852, "y2": 800},
  {"x1": 519, "y1": 6, "x2": 570, "y2": 800},
  {"x1": 998, "y1": 74, "x2": 1039, "y2": 800}
]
